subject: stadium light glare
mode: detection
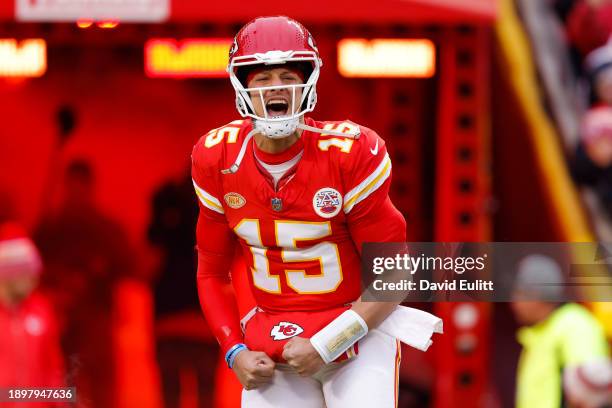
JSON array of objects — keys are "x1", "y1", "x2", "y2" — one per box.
[
  {"x1": 76, "y1": 20, "x2": 93, "y2": 28},
  {"x1": 145, "y1": 39, "x2": 232, "y2": 78},
  {"x1": 97, "y1": 21, "x2": 119, "y2": 29},
  {"x1": 0, "y1": 39, "x2": 46, "y2": 78},
  {"x1": 338, "y1": 39, "x2": 436, "y2": 78}
]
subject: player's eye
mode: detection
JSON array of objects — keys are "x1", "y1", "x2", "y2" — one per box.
[{"x1": 252, "y1": 74, "x2": 271, "y2": 83}]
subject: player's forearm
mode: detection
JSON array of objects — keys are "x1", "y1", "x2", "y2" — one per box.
[
  {"x1": 351, "y1": 299, "x2": 400, "y2": 330},
  {"x1": 196, "y1": 242, "x2": 243, "y2": 355},
  {"x1": 197, "y1": 273, "x2": 243, "y2": 355},
  {"x1": 194, "y1": 207, "x2": 244, "y2": 356}
]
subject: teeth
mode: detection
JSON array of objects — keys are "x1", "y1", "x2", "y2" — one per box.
[{"x1": 266, "y1": 99, "x2": 288, "y2": 105}]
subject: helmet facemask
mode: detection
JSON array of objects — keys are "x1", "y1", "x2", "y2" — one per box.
[
  {"x1": 228, "y1": 50, "x2": 321, "y2": 139},
  {"x1": 221, "y1": 17, "x2": 359, "y2": 175}
]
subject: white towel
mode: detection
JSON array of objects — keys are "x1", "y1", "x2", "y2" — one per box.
[{"x1": 377, "y1": 305, "x2": 443, "y2": 352}]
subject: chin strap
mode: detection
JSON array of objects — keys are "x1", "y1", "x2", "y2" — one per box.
[
  {"x1": 296, "y1": 123, "x2": 361, "y2": 140},
  {"x1": 221, "y1": 122, "x2": 361, "y2": 175},
  {"x1": 221, "y1": 128, "x2": 258, "y2": 174}
]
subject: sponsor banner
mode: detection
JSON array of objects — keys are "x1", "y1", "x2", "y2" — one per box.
[
  {"x1": 145, "y1": 39, "x2": 232, "y2": 78},
  {"x1": 361, "y1": 242, "x2": 612, "y2": 302},
  {"x1": 15, "y1": 0, "x2": 169, "y2": 22}
]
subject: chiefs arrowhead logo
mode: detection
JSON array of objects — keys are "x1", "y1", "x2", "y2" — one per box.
[{"x1": 270, "y1": 321, "x2": 304, "y2": 341}]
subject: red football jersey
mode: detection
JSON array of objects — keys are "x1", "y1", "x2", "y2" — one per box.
[{"x1": 192, "y1": 117, "x2": 401, "y2": 313}]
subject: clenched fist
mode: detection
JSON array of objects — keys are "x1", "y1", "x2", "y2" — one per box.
[
  {"x1": 232, "y1": 350, "x2": 275, "y2": 390},
  {"x1": 282, "y1": 337, "x2": 325, "y2": 377}
]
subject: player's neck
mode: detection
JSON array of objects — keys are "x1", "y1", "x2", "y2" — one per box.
[{"x1": 254, "y1": 130, "x2": 302, "y2": 154}]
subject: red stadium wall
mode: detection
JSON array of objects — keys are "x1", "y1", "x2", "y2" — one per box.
[{"x1": 0, "y1": 51, "x2": 235, "y2": 241}]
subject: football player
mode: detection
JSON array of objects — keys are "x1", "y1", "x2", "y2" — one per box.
[{"x1": 193, "y1": 16, "x2": 415, "y2": 407}]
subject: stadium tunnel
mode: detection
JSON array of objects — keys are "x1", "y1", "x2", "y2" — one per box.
[{"x1": 0, "y1": 0, "x2": 607, "y2": 407}]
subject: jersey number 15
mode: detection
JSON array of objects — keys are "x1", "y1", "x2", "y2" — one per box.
[{"x1": 234, "y1": 219, "x2": 343, "y2": 295}]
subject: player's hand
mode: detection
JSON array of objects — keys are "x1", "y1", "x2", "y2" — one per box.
[
  {"x1": 232, "y1": 350, "x2": 275, "y2": 390},
  {"x1": 282, "y1": 336, "x2": 325, "y2": 377}
]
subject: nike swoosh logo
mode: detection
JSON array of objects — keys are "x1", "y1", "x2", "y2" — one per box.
[{"x1": 370, "y1": 139, "x2": 379, "y2": 155}]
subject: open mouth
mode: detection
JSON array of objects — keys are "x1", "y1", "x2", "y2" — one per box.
[{"x1": 265, "y1": 98, "x2": 290, "y2": 118}]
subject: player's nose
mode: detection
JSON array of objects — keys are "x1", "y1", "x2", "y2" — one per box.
[
  {"x1": 269, "y1": 73, "x2": 284, "y2": 87},
  {"x1": 266, "y1": 78, "x2": 289, "y2": 98}
]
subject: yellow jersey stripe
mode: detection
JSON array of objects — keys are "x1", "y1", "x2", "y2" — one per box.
[
  {"x1": 344, "y1": 152, "x2": 391, "y2": 206},
  {"x1": 192, "y1": 180, "x2": 224, "y2": 214},
  {"x1": 343, "y1": 156, "x2": 391, "y2": 213}
]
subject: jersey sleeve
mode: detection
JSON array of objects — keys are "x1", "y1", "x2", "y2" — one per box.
[
  {"x1": 191, "y1": 137, "x2": 244, "y2": 356},
  {"x1": 340, "y1": 126, "x2": 406, "y2": 252},
  {"x1": 192, "y1": 138, "x2": 226, "y2": 217},
  {"x1": 341, "y1": 126, "x2": 393, "y2": 215},
  {"x1": 191, "y1": 136, "x2": 236, "y2": 274}
]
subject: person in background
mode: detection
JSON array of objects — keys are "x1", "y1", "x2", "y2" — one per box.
[
  {"x1": 147, "y1": 173, "x2": 218, "y2": 408},
  {"x1": 0, "y1": 221, "x2": 65, "y2": 408},
  {"x1": 572, "y1": 41, "x2": 612, "y2": 214},
  {"x1": 585, "y1": 39, "x2": 612, "y2": 106},
  {"x1": 565, "y1": 0, "x2": 612, "y2": 59},
  {"x1": 511, "y1": 254, "x2": 610, "y2": 408},
  {"x1": 34, "y1": 159, "x2": 133, "y2": 408},
  {"x1": 550, "y1": 0, "x2": 612, "y2": 75}
]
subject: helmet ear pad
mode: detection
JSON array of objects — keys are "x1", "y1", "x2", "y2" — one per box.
[{"x1": 236, "y1": 95, "x2": 250, "y2": 115}]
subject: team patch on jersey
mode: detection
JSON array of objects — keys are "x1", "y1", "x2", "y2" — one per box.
[
  {"x1": 271, "y1": 197, "x2": 283, "y2": 212},
  {"x1": 224, "y1": 192, "x2": 246, "y2": 209},
  {"x1": 270, "y1": 321, "x2": 304, "y2": 341},
  {"x1": 313, "y1": 188, "x2": 342, "y2": 218}
]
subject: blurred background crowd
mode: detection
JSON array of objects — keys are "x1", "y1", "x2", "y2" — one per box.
[{"x1": 0, "y1": 0, "x2": 611, "y2": 407}]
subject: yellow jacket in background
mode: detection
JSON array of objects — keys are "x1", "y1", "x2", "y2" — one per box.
[{"x1": 516, "y1": 303, "x2": 610, "y2": 408}]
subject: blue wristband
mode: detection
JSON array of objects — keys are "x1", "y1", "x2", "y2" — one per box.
[{"x1": 225, "y1": 343, "x2": 248, "y2": 369}]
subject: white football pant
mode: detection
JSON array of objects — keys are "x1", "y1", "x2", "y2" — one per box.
[{"x1": 241, "y1": 329, "x2": 400, "y2": 408}]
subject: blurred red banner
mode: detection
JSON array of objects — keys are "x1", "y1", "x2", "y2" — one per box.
[
  {"x1": 1, "y1": 0, "x2": 497, "y2": 23},
  {"x1": 14, "y1": 0, "x2": 169, "y2": 22}
]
